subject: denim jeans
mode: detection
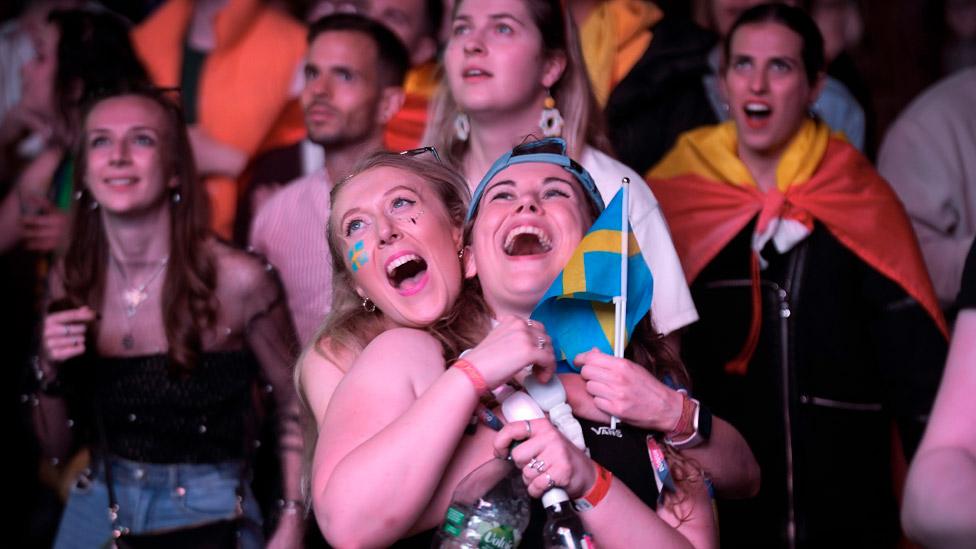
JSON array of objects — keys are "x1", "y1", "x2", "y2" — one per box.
[{"x1": 53, "y1": 456, "x2": 263, "y2": 549}]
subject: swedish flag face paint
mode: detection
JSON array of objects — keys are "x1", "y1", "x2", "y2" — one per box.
[{"x1": 348, "y1": 240, "x2": 368, "y2": 271}]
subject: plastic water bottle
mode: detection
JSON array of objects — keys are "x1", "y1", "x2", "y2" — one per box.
[
  {"x1": 434, "y1": 457, "x2": 531, "y2": 548},
  {"x1": 541, "y1": 489, "x2": 596, "y2": 549}
]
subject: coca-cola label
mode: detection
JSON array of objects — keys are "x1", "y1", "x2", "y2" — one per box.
[{"x1": 478, "y1": 525, "x2": 515, "y2": 549}]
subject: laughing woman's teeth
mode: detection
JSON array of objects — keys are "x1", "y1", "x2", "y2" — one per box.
[
  {"x1": 386, "y1": 254, "x2": 421, "y2": 276},
  {"x1": 105, "y1": 177, "x2": 137, "y2": 186},
  {"x1": 503, "y1": 225, "x2": 553, "y2": 254}
]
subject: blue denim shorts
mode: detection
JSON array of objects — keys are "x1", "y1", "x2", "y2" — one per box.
[{"x1": 53, "y1": 456, "x2": 263, "y2": 549}]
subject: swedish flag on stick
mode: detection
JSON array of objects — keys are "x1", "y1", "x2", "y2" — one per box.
[{"x1": 530, "y1": 181, "x2": 654, "y2": 372}]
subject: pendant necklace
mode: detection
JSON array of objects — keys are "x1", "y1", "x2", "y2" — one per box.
[{"x1": 111, "y1": 254, "x2": 169, "y2": 350}]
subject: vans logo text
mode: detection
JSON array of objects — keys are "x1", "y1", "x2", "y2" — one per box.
[{"x1": 590, "y1": 426, "x2": 623, "y2": 438}]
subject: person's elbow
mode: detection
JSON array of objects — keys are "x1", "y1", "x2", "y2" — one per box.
[
  {"x1": 713, "y1": 439, "x2": 761, "y2": 499},
  {"x1": 317, "y1": 491, "x2": 411, "y2": 548},
  {"x1": 901, "y1": 447, "x2": 976, "y2": 548},
  {"x1": 716, "y1": 453, "x2": 760, "y2": 499},
  {"x1": 901, "y1": 496, "x2": 964, "y2": 549},
  {"x1": 741, "y1": 454, "x2": 761, "y2": 498}
]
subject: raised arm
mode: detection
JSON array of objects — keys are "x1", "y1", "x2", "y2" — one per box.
[
  {"x1": 315, "y1": 317, "x2": 555, "y2": 548},
  {"x1": 32, "y1": 267, "x2": 95, "y2": 460}
]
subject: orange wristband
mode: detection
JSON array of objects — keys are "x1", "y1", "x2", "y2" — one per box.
[
  {"x1": 453, "y1": 359, "x2": 488, "y2": 396},
  {"x1": 574, "y1": 462, "x2": 613, "y2": 512}
]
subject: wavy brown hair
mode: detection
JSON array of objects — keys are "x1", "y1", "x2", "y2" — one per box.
[
  {"x1": 48, "y1": 8, "x2": 150, "y2": 143},
  {"x1": 63, "y1": 88, "x2": 217, "y2": 374},
  {"x1": 423, "y1": 0, "x2": 611, "y2": 170}
]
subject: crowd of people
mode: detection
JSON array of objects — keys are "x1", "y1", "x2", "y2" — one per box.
[{"x1": 2, "y1": 0, "x2": 973, "y2": 548}]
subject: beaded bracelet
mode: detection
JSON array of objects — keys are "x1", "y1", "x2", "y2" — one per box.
[
  {"x1": 668, "y1": 392, "x2": 697, "y2": 439},
  {"x1": 452, "y1": 358, "x2": 488, "y2": 396}
]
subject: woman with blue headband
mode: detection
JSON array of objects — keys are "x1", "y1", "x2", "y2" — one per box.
[
  {"x1": 313, "y1": 140, "x2": 755, "y2": 547},
  {"x1": 425, "y1": 0, "x2": 699, "y2": 350}
]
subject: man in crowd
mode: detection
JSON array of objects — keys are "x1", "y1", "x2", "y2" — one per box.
[{"x1": 249, "y1": 13, "x2": 409, "y2": 344}]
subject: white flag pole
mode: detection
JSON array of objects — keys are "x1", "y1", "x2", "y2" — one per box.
[{"x1": 610, "y1": 177, "x2": 631, "y2": 430}]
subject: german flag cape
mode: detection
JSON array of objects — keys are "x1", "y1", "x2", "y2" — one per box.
[{"x1": 646, "y1": 119, "x2": 947, "y2": 374}]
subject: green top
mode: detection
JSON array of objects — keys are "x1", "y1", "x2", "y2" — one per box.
[{"x1": 180, "y1": 41, "x2": 208, "y2": 125}]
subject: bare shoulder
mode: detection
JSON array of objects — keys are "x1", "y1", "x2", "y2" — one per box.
[
  {"x1": 359, "y1": 328, "x2": 443, "y2": 362},
  {"x1": 299, "y1": 337, "x2": 350, "y2": 424},
  {"x1": 210, "y1": 239, "x2": 281, "y2": 299},
  {"x1": 346, "y1": 327, "x2": 446, "y2": 386}
]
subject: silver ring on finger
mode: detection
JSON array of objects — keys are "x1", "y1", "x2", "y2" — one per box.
[
  {"x1": 526, "y1": 319, "x2": 534, "y2": 328},
  {"x1": 545, "y1": 472, "x2": 555, "y2": 490},
  {"x1": 536, "y1": 336, "x2": 546, "y2": 350},
  {"x1": 527, "y1": 457, "x2": 538, "y2": 469},
  {"x1": 532, "y1": 459, "x2": 545, "y2": 471}
]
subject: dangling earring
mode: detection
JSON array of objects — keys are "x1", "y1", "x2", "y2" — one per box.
[
  {"x1": 454, "y1": 112, "x2": 470, "y2": 142},
  {"x1": 75, "y1": 186, "x2": 99, "y2": 210},
  {"x1": 538, "y1": 90, "x2": 564, "y2": 138},
  {"x1": 457, "y1": 249, "x2": 464, "y2": 261},
  {"x1": 171, "y1": 190, "x2": 182, "y2": 204},
  {"x1": 361, "y1": 296, "x2": 376, "y2": 313}
]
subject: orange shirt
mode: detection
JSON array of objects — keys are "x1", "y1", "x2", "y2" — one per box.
[{"x1": 132, "y1": 0, "x2": 307, "y2": 238}]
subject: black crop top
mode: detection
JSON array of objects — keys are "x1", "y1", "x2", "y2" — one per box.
[{"x1": 94, "y1": 350, "x2": 257, "y2": 463}]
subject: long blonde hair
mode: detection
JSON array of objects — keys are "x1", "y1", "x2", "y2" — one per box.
[
  {"x1": 423, "y1": 0, "x2": 611, "y2": 171},
  {"x1": 294, "y1": 152, "x2": 491, "y2": 500},
  {"x1": 318, "y1": 152, "x2": 489, "y2": 362}
]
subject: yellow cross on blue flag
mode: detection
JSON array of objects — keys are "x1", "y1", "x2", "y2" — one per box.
[{"x1": 530, "y1": 188, "x2": 654, "y2": 372}]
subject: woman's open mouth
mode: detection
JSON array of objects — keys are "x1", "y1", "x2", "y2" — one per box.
[
  {"x1": 503, "y1": 225, "x2": 553, "y2": 257},
  {"x1": 386, "y1": 253, "x2": 429, "y2": 294}
]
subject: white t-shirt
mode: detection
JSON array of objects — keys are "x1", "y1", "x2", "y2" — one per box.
[{"x1": 580, "y1": 147, "x2": 699, "y2": 336}]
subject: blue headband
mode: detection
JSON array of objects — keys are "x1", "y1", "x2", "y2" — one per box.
[{"x1": 465, "y1": 138, "x2": 605, "y2": 222}]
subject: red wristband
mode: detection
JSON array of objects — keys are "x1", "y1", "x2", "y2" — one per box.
[
  {"x1": 452, "y1": 359, "x2": 488, "y2": 396},
  {"x1": 574, "y1": 462, "x2": 613, "y2": 512},
  {"x1": 668, "y1": 392, "x2": 696, "y2": 439}
]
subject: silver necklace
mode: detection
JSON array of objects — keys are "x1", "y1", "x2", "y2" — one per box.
[{"x1": 111, "y1": 254, "x2": 169, "y2": 349}]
